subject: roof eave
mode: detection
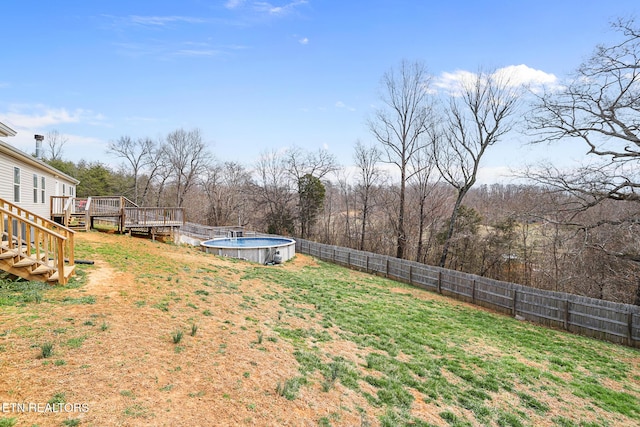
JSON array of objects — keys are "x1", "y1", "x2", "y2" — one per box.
[
  {"x1": 0, "y1": 122, "x2": 17, "y2": 138},
  {"x1": 0, "y1": 140, "x2": 80, "y2": 185}
]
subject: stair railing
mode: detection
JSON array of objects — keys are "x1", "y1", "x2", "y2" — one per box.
[
  {"x1": 0, "y1": 197, "x2": 75, "y2": 271},
  {"x1": 0, "y1": 206, "x2": 70, "y2": 284}
]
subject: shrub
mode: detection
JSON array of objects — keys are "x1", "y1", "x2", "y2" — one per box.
[{"x1": 40, "y1": 343, "x2": 54, "y2": 359}]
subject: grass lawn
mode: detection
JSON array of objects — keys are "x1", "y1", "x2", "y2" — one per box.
[{"x1": 0, "y1": 231, "x2": 638, "y2": 426}]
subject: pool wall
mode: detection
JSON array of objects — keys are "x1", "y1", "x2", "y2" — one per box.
[{"x1": 200, "y1": 237, "x2": 296, "y2": 264}]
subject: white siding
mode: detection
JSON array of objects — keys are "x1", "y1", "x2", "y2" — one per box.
[
  {"x1": 0, "y1": 145, "x2": 77, "y2": 218},
  {"x1": 0, "y1": 154, "x2": 12, "y2": 203}
]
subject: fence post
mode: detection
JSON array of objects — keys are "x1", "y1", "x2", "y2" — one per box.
[
  {"x1": 409, "y1": 264, "x2": 413, "y2": 285},
  {"x1": 386, "y1": 258, "x2": 389, "y2": 278},
  {"x1": 437, "y1": 271, "x2": 442, "y2": 294},
  {"x1": 366, "y1": 255, "x2": 369, "y2": 272},
  {"x1": 471, "y1": 279, "x2": 476, "y2": 304},
  {"x1": 563, "y1": 300, "x2": 570, "y2": 330},
  {"x1": 512, "y1": 290, "x2": 518, "y2": 317},
  {"x1": 628, "y1": 311, "x2": 634, "y2": 344},
  {"x1": 347, "y1": 251, "x2": 351, "y2": 267}
]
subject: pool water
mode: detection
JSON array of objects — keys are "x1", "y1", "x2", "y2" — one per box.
[
  {"x1": 200, "y1": 237, "x2": 296, "y2": 264},
  {"x1": 202, "y1": 237, "x2": 294, "y2": 248}
]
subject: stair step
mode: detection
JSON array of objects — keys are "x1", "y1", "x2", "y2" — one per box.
[
  {"x1": 0, "y1": 250, "x2": 18, "y2": 260},
  {"x1": 48, "y1": 265, "x2": 76, "y2": 282},
  {"x1": 32, "y1": 265, "x2": 54, "y2": 275},
  {"x1": 1, "y1": 245, "x2": 27, "y2": 254},
  {"x1": 13, "y1": 257, "x2": 37, "y2": 268}
]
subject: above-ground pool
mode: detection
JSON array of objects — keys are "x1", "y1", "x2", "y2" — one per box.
[{"x1": 201, "y1": 237, "x2": 296, "y2": 264}]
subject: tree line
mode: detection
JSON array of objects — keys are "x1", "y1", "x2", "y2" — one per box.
[{"x1": 42, "y1": 19, "x2": 640, "y2": 306}]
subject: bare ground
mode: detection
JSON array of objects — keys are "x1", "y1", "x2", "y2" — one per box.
[{"x1": 0, "y1": 232, "x2": 381, "y2": 426}]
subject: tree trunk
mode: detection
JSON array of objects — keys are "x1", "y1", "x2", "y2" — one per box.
[
  {"x1": 396, "y1": 175, "x2": 406, "y2": 259},
  {"x1": 360, "y1": 192, "x2": 369, "y2": 251},
  {"x1": 439, "y1": 190, "x2": 466, "y2": 267},
  {"x1": 416, "y1": 196, "x2": 426, "y2": 263}
]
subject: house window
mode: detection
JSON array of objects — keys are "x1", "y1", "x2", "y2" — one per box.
[
  {"x1": 41, "y1": 177, "x2": 46, "y2": 204},
  {"x1": 62, "y1": 184, "x2": 66, "y2": 196},
  {"x1": 33, "y1": 174, "x2": 38, "y2": 203},
  {"x1": 13, "y1": 167, "x2": 20, "y2": 203}
]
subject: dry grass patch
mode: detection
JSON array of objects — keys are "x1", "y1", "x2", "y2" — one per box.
[{"x1": 0, "y1": 231, "x2": 638, "y2": 426}]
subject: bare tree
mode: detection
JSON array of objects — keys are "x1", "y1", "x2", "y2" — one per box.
[
  {"x1": 526, "y1": 18, "x2": 640, "y2": 304},
  {"x1": 318, "y1": 179, "x2": 339, "y2": 244},
  {"x1": 251, "y1": 149, "x2": 296, "y2": 235},
  {"x1": 353, "y1": 140, "x2": 384, "y2": 251},
  {"x1": 436, "y1": 68, "x2": 520, "y2": 267},
  {"x1": 408, "y1": 139, "x2": 440, "y2": 263},
  {"x1": 334, "y1": 168, "x2": 355, "y2": 248},
  {"x1": 369, "y1": 59, "x2": 435, "y2": 259},
  {"x1": 285, "y1": 146, "x2": 337, "y2": 181},
  {"x1": 528, "y1": 18, "x2": 640, "y2": 204},
  {"x1": 201, "y1": 161, "x2": 251, "y2": 226},
  {"x1": 107, "y1": 136, "x2": 157, "y2": 205},
  {"x1": 163, "y1": 128, "x2": 212, "y2": 207},
  {"x1": 45, "y1": 130, "x2": 68, "y2": 161},
  {"x1": 151, "y1": 143, "x2": 173, "y2": 207},
  {"x1": 284, "y1": 146, "x2": 337, "y2": 238}
]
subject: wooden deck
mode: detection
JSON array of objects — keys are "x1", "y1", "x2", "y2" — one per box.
[{"x1": 51, "y1": 196, "x2": 184, "y2": 236}]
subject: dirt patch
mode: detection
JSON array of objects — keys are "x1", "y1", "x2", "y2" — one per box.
[{"x1": 0, "y1": 232, "x2": 379, "y2": 426}]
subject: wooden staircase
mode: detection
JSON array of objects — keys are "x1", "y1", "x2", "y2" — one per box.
[
  {"x1": 0, "y1": 197, "x2": 75, "y2": 285},
  {"x1": 50, "y1": 196, "x2": 90, "y2": 231}
]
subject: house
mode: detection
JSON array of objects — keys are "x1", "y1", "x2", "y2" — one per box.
[
  {"x1": 1, "y1": 120, "x2": 77, "y2": 284},
  {"x1": 0, "y1": 121, "x2": 79, "y2": 219}
]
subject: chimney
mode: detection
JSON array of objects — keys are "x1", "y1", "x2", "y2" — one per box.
[{"x1": 34, "y1": 134, "x2": 44, "y2": 159}]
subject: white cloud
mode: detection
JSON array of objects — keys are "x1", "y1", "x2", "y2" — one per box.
[
  {"x1": 434, "y1": 64, "x2": 560, "y2": 95},
  {"x1": 434, "y1": 69, "x2": 478, "y2": 94},
  {"x1": 1, "y1": 105, "x2": 114, "y2": 163},
  {"x1": 4, "y1": 105, "x2": 105, "y2": 129},
  {"x1": 494, "y1": 64, "x2": 557, "y2": 86},
  {"x1": 335, "y1": 101, "x2": 355, "y2": 112},
  {"x1": 225, "y1": 0, "x2": 246, "y2": 9},
  {"x1": 253, "y1": 1, "x2": 308, "y2": 16},
  {"x1": 7, "y1": 130, "x2": 106, "y2": 164},
  {"x1": 299, "y1": 37, "x2": 309, "y2": 45},
  {"x1": 114, "y1": 39, "x2": 228, "y2": 60},
  {"x1": 126, "y1": 15, "x2": 206, "y2": 27}
]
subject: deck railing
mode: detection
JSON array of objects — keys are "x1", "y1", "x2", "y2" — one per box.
[
  {"x1": 124, "y1": 207, "x2": 185, "y2": 227},
  {"x1": 52, "y1": 196, "x2": 138, "y2": 217},
  {"x1": 180, "y1": 223, "x2": 255, "y2": 240},
  {"x1": 51, "y1": 195, "x2": 183, "y2": 232},
  {"x1": 88, "y1": 196, "x2": 137, "y2": 216}
]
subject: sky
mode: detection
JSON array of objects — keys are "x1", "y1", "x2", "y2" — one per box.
[{"x1": 1, "y1": 0, "x2": 639, "y2": 184}]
